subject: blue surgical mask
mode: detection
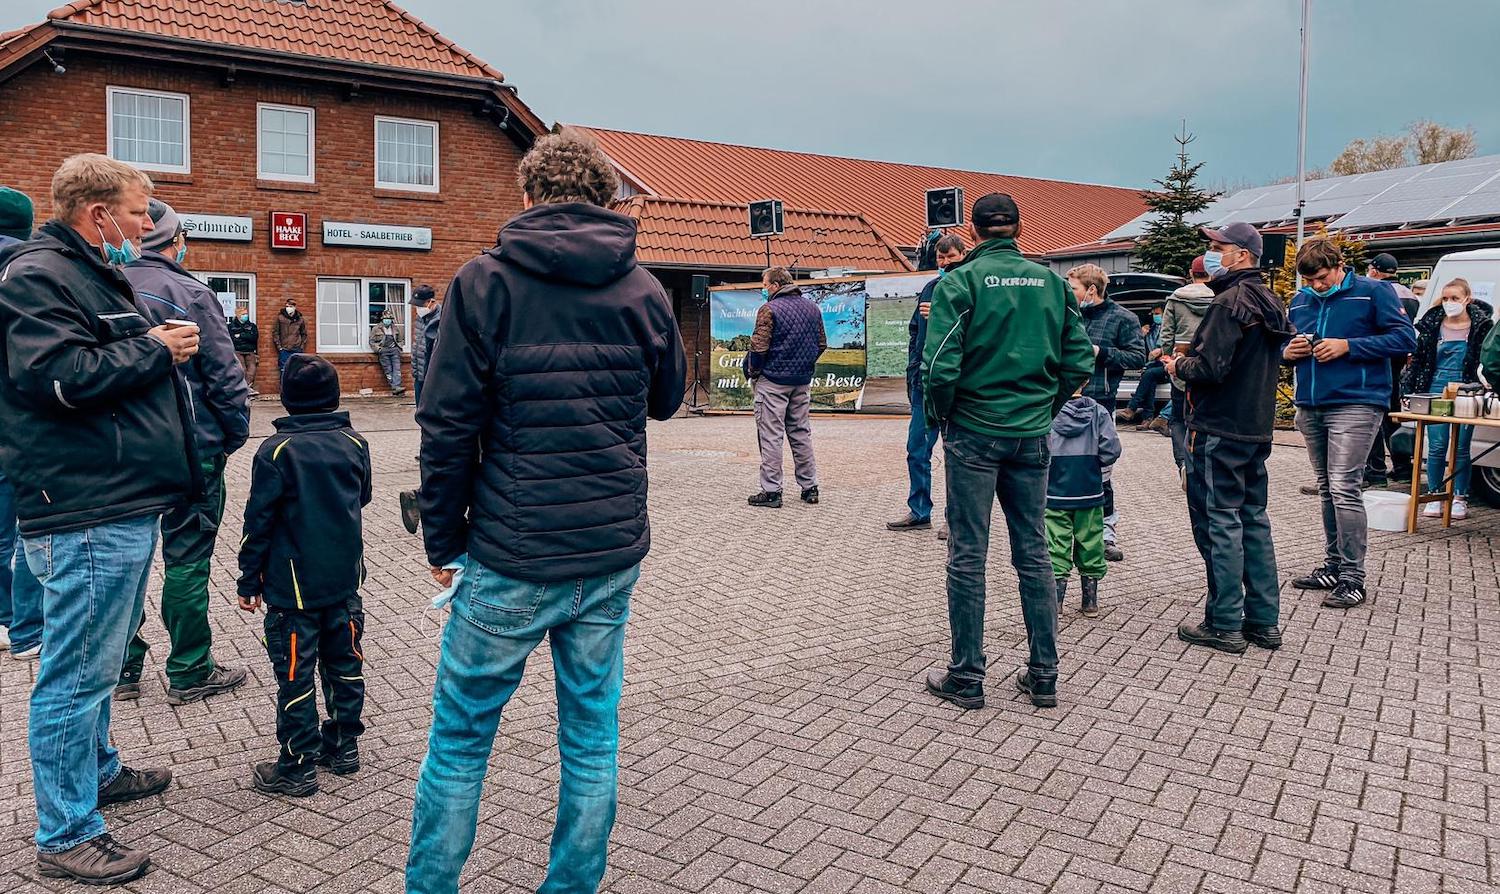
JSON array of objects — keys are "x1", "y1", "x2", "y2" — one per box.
[
  {"x1": 1202, "y1": 251, "x2": 1224, "y2": 276},
  {"x1": 96, "y1": 210, "x2": 139, "y2": 266},
  {"x1": 1311, "y1": 283, "x2": 1340, "y2": 299},
  {"x1": 760, "y1": 288, "x2": 770, "y2": 300},
  {"x1": 1153, "y1": 314, "x2": 1162, "y2": 324},
  {"x1": 175, "y1": 246, "x2": 187, "y2": 264},
  {"x1": 937, "y1": 268, "x2": 947, "y2": 279},
  {"x1": 239, "y1": 313, "x2": 250, "y2": 322}
]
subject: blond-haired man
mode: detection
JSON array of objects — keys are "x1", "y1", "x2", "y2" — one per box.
[{"x1": 0, "y1": 154, "x2": 199, "y2": 884}]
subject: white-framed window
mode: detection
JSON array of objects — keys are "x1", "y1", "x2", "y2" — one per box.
[
  {"x1": 257, "y1": 103, "x2": 315, "y2": 183},
  {"x1": 107, "y1": 86, "x2": 190, "y2": 173},
  {"x1": 374, "y1": 116, "x2": 438, "y2": 192},
  {"x1": 316, "y1": 277, "x2": 412, "y2": 353},
  {"x1": 192, "y1": 272, "x2": 256, "y2": 321}
]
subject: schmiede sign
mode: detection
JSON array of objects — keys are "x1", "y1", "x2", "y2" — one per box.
[
  {"x1": 322, "y1": 221, "x2": 432, "y2": 250},
  {"x1": 180, "y1": 214, "x2": 253, "y2": 242}
]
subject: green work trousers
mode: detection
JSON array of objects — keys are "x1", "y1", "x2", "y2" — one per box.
[{"x1": 1045, "y1": 506, "x2": 1107, "y2": 581}]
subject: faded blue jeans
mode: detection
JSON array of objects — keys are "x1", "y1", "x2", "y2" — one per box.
[
  {"x1": 25, "y1": 514, "x2": 159, "y2": 852},
  {"x1": 407, "y1": 560, "x2": 639, "y2": 894},
  {"x1": 0, "y1": 471, "x2": 39, "y2": 653},
  {"x1": 905, "y1": 382, "x2": 941, "y2": 520}
]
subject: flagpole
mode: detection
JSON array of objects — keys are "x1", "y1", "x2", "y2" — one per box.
[{"x1": 1295, "y1": 0, "x2": 1310, "y2": 288}]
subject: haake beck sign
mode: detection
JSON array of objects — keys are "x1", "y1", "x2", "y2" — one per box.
[{"x1": 270, "y1": 212, "x2": 307, "y2": 250}]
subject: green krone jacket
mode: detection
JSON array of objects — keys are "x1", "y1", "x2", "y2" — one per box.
[{"x1": 922, "y1": 238, "x2": 1096, "y2": 438}]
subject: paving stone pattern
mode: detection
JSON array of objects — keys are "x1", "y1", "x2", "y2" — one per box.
[{"x1": 2, "y1": 402, "x2": 1498, "y2": 893}]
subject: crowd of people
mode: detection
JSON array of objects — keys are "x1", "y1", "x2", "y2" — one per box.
[{"x1": 0, "y1": 129, "x2": 1497, "y2": 893}]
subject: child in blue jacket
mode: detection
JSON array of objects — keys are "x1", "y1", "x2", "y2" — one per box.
[{"x1": 1046, "y1": 391, "x2": 1122, "y2": 618}]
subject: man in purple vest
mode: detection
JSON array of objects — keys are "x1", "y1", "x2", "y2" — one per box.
[{"x1": 746, "y1": 266, "x2": 827, "y2": 508}]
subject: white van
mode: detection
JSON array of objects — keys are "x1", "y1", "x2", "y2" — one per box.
[{"x1": 1394, "y1": 248, "x2": 1500, "y2": 503}]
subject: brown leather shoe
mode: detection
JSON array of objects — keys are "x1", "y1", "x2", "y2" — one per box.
[
  {"x1": 36, "y1": 833, "x2": 151, "y2": 885},
  {"x1": 98, "y1": 766, "x2": 172, "y2": 807}
]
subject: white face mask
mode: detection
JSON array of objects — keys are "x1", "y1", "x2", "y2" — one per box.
[
  {"x1": 416, "y1": 305, "x2": 434, "y2": 318},
  {"x1": 284, "y1": 306, "x2": 296, "y2": 317},
  {"x1": 1444, "y1": 300, "x2": 1466, "y2": 318}
]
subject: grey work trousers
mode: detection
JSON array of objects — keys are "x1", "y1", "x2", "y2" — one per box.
[
  {"x1": 753, "y1": 378, "x2": 818, "y2": 494},
  {"x1": 1296, "y1": 405, "x2": 1385, "y2": 586}
]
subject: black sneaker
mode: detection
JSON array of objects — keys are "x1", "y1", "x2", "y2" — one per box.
[
  {"x1": 1244, "y1": 625, "x2": 1283, "y2": 650},
  {"x1": 747, "y1": 491, "x2": 783, "y2": 508},
  {"x1": 317, "y1": 742, "x2": 361, "y2": 776},
  {"x1": 167, "y1": 665, "x2": 248, "y2": 706},
  {"x1": 113, "y1": 681, "x2": 141, "y2": 702},
  {"x1": 886, "y1": 513, "x2": 931, "y2": 531},
  {"x1": 1104, "y1": 544, "x2": 1124, "y2": 562},
  {"x1": 924, "y1": 670, "x2": 984, "y2": 710},
  {"x1": 98, "y1": 766, "x2": 172, "y2": 806},
  {"x1": 399, "y1": 489, "x2": 421, "y2": 534},
  {"x1": 252, "y1": 761, "x2": 319, "y2": 798},
  {"x1": 800, "y1": 486, "x2": 820, "y2": 505},
  {"x1": 1322, "y1": 582, "x2": 1367, "y2": 609},
  {"x1": 1176, "y1": 621, "x2": 1247, "y2": 654},
  {"x1": 36, "y1": 833, "x2": 151, "y2": 885},
  {"x1": 1014, "y1": 670, "x2": 1058, "y2": 708},
  {"x1": 1292, "y1": 565, "x2": 1339, "y2": 590}
]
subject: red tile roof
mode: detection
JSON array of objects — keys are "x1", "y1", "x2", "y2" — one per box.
[
  {"x1": 42, "y1": 0, "x2": 502, "y2": 80},
  {"x1": 618, "y1": 196, "x2": 912, "y2": 273},
  {"x1": 582, "y1": 127, "x2": 1149, "y2": 256}
]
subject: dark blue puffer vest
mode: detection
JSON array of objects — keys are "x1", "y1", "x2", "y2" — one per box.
[{"x1": 762, "y1": 289, "x2": 824, "y2": 386}]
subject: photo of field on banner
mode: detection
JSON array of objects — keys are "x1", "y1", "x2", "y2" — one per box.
[{"x1": 707, "y1": 272, "x2": 938, "y2": 413}]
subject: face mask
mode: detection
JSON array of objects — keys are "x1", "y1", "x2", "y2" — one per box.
[
  {"x1": 1153, "y1": 314, "x2": 1163, "y2": 324},
  {"x1": 239, "y1": 313, "x2": 249, "y2": 322},
  {"x1": 382, "y1": 318, "x2": 394, "y2": 326},
  {"x1": 937, "y1": 268, "x2": 946, "y2": 279},
  {"x1": 760, "y1": 288, "x2": 770, "y2": 300},
  {"x1": 1444, "y1": 301, "x2": 1465, "y2": 318},
  {"x1": 1311, "y1": 282, "x2": 1340, "y2": 299},
  {"x1": 96, "y1": 210, "x2": 139, "y2": 266},
  {"x1": 285, "y1": 306, "x2": 296, "y2": 316},
  {"x1": 416, "y1": 305, "x2": 433, "y2": 317},
  {"x1": 1202, "y1": 251, "x2": 1224, "y2": 276},
  {"x1": 175, "y1": 246, "x2": 187, "y2": 264}
]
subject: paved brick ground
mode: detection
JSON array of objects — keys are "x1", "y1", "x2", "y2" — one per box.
[{"x1": 3, "y1": 401, "x2": 1498, "y2": 893}]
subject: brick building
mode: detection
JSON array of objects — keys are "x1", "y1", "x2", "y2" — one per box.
[{"x1": 0, "y1": 0, "x2": 545, "y2": 394}]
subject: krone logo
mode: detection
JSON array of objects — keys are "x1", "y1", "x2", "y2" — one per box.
[{"x1": 984, "y1": 275, "x2": 1001, "y2": 287}]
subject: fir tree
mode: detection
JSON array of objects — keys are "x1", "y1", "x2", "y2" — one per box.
[{"x1": 1133, "y1": 125, "x2": 1220, "y2": 278}]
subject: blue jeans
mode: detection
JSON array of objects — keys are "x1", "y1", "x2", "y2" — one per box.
[
  {"x1": 942, "y1": 423, "x2": 1057, "y2": 684},
  {"x1": 25, "y1": 514, "x2": 159, "y2": 852},
  {"x1": 408, "y1": 560, "x2": 639, "y2": 894},
  {"x1": 278, "y1": 349, "x2": 296, "y2": 375},
  {"x1": 905, "y1": 383, "x2": 941, "y2": 520},
  {"x1": 1426, "y1": 422, "x2": 1475, "y2": 497},
  {"x1": 1127, "y1": 361, "x2": 1169, "y2": 417},
  {"x1": 378, "y1": 349, "x2": 402, "y2": 392},
  {"x1": 0, "y1": 474, "x2": 40, "y2": 651}
]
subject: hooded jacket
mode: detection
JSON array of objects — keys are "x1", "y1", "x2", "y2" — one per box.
[
  {"x1": 1286, "y1": 271, "x2": 1417, "y2": 408},
  {"x1": 238, "y1": 412, "x2": 371, "y2": 610},
  {"x1": 1173, "y1": 267, "x2": 1295, "y2": 443},
  {"x1": 923, "y1": 238, "x2": 1096, "y2": 437},
  {"x1": 127, "y1": 252, "x2": 251, "y2": 457},
  {"x1": 0, "y1": 220, "x2": 196, "y2": 534},
  {"x1": 273, "y1": 307, "x2": 307, "y2": 352},
  {"x1": 1401, "y1": 301, "x2": 1494, "y2": 395},
  {"x1": 1160, "y1": 282, "x2": 1214, "y2": 382},
  {"x1": 417, "y1": 202, "x2": 687, "y2": 578},
  {"x1": 1080, "y1": 298, "x2": 1147, "y2": 404},
  {"x1": 1046, "y1": 396, "x2": 1122, "y2": 510}
]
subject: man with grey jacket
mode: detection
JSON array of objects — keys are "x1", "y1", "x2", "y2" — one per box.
[
  {"x1": 1159, "y1": 256, "x2": 1216, "y2": 470},
  {"x1": 118, "y1": 198, "x2": 250, "y2": 704}
]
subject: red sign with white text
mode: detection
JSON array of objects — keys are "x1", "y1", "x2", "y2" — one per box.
[{"x1": 270, "y1": 212, "x2": 307, "y2": 250}]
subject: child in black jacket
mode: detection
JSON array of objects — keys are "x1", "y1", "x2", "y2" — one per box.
[{"x1": 238, "y1": 354, "x2": 372, "y2": 797}]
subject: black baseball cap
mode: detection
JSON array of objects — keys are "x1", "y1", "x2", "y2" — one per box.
[
  {"x1": 1199, "y1": 222, "x2": 1263, "y2": 257},
  {"x1": 972, "y1": 193, "x2": 1020, "y2": 228},
  {"x1": 411, "y1": 283, "x2": 436, "y2": 305},
  {"x1": 1370, "y1": 253, "x2": 1399, "y2": 274}
]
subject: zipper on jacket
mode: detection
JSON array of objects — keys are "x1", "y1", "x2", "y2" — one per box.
[
  {"x1": 112, "y1": 412, "x2": 124, "y2": 462},
  {"x1": 290, "y1": 559, "x2": 304, "y2": 610}
]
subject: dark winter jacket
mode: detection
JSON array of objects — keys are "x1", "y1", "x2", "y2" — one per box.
[
  {"x1": 0, "y1": 220, "x2": 196, "y2": 535},
  {"x1": 227, "y1": 316, "x2": 259, "y2": 354},
  {"x1": 1401, "y1": 302, "x2": 1494, "y2": 395},
  {"x1": 273, "y1": 308, "x2": 307, "y2": 352},
  {"x1": 127, "y1": 252, "x2": 251, "y2": 457},
  {"x1": 1174, "y1": 267, "x2": 1295, "y2": 443},
  {"x1": 746, "y1": 285, "x2": 827, "y2": 386},
  {"x1": 1286, "y1": 271, "x2": 1417, "y2": 408},
  {"x1": 238, "y1": 412, "x2": 372, "y2": 610},
  {"x1": 417, "y1": 202, "x2": 687, "y2": 578},
  {"x1": 1080, "y1": 298, "x2": 1147, "y2": 404},
  {"x1": 906, "y1": 275, "x2": 939, "y2": 392},
  {"x1": 411, "y1": 305, "x2": 441, "y2": 385},
  {"x1": 1046, "y1": 396, "x2": 1122, "y2": 510}
]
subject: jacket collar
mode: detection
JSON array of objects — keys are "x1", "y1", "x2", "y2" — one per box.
[
  {"x1": 273, "y1": 411, "x2": 351, "y2": 433},
  {"x1": 36, "y1": 219, "x2": 135, "y2": 291},
  {"x1": 965, "y1": 238, "x2": 1020, "y2": 262},
  {"x1": 770, "y1": 285, "x2": 803, "y2": 300},
  {"x1": 130, "y1": 250, "x2": 191, "y2": 277},
  {"x1": 1210, "y1": 266, "x2": 1267, "y2": 295},
  {"x1": 1080, "y1": 297, "x2": 1115, "y2": 317}
]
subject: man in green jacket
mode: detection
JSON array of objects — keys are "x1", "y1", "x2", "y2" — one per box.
[{"x1": 921, "y1": 193, "x2": 1096, "y2": 710}]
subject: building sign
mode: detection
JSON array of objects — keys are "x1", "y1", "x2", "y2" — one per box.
[
  {"x1": 322, "y1": 220, "x2": 432, "y2": 251},
  {"x1": 270, "y1": 212, "x2": 307, "y2": 250},
  {"x1": 180, "y1": 213, "x2": 253, "y2": 242}
]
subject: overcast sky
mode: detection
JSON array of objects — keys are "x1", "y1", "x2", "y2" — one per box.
[{"x1": 5, "y1": 0, "x2": 1495, "y2": 189}]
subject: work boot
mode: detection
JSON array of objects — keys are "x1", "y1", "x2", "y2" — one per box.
[
  {"x1": 1115, "y1": 408, "x2": 1141, "y2": 425},
  {"x1": 98, "y1": 766, "x2": 172, "y2": 807},
  {"x1": 1176, "y1": 621, "x2": 1247, "y2": 654},
  {"x1": 800, "y1": 486, "x2": 820, "y2": 505},
  {"x1": 252, "y1": 761, "x2": 319, "y2": 798},
  {"x1": 1244, "y1": 625, "x2": 1283, "y2": 650},
  {"x1": 747, "y1": 491, "x2": 782, "y2": 509},
  {"x1": 1080, "y1": 577, "x2": 1099, "y2": 618},
  {"x1": 886, "y1": 513, "x2": 931, "y2": 531},
  {"x1": 399, "y1": 489, "x2": 421, "y2": 534},
  {"x1": 167, "y1": 665, "x2": 248, "y2": 706},
  {"x1": 1147, "y1": 416, "x2": 1169, "y2": 435},
  {"x1": 924, "y1": 670, "x2": 984, "y2": 710},
  {"x1": 1014, "y1": 670, "x2": 1058, "y2": 708},
  {"x1": 1298, "y1": 483, "x2": 1321, "y2": 496},
  {"x1": 317, "y1": 741, "x2": 361, "y2": 776},
  {"x1": 937, "y1": 524, "x2": 949, "y2": 541},
  {"x1": 1104, "y1": 543, "x2": 1124, "y2": 562},
  {"x1": 1055, "y1": 577, "x2": 1069, "y2": 607},
  {"x1": 36, "y1": 833, "x2": 151, "y2": 885},
  {"x1": 113, "y1": 681, "x2": 141, "y2": 701}
]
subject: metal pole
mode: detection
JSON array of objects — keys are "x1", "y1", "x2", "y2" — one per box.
[
  {"x1": 1294, "y1": 0, "x2": 1311, "y2": 289},
  {"x1": 764, "y1": 236, "x2": 771, "y2": 270}
]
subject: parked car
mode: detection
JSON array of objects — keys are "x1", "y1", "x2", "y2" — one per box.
[
  {"x1": 1109, "y1": 272, "x2": 1183, "y2": 407},
  {"x1": 1390, "y1": 247, "x2": 1500, "y2": 504}
]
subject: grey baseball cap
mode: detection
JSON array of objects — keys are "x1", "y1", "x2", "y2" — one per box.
[{"x1": 1200, "y1": 222, "x2": 1263, "y2": 257}]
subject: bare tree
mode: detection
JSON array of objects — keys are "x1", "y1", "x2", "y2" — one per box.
[
  {"x1": 1408, "y1": 120, "x2": 1477, "y2": 165},
  {"x1": 1329, "y1": 136, "x2": 1409, "y2": 176}
]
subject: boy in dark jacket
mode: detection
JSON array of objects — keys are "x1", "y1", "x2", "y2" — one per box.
[
  {"x1": 238, "y1": 354, "x2": 372, "y2": 797},
  {"x1": 1045, "y1": 392, "x2": 1122, "y2": 618}
]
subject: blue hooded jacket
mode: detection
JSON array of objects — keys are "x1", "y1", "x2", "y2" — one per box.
[{"x1": 1286, "y1": 271, "x2": 1416, "y2": 408}]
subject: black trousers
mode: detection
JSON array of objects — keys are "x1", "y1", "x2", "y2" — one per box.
[
  {"x1": 1186, "y1": 431, "x2": 1280, "y2": 631},
  {"x1": 1367, "y1": 357, "x2": 1410, "y2": 477},
  {"x1": 264, "y1": 598, "x2": 366, "y2": 770}
]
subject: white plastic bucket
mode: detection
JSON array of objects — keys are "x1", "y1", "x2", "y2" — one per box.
[{"x1": 1364, "y1": 491, "x2": 1411, "y2": 532}]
